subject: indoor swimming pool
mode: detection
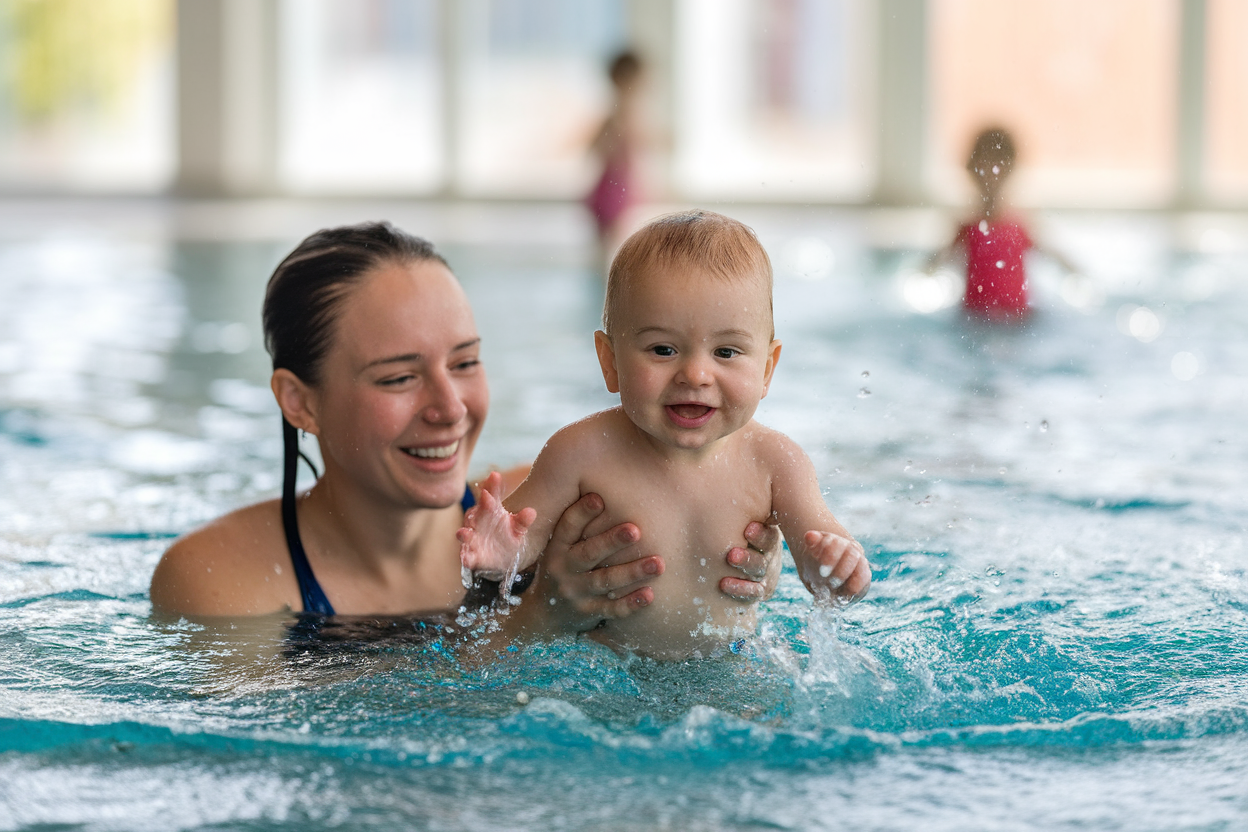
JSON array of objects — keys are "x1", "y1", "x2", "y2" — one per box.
[{"x1": 1, "y1": 209, "x2": 1245, "y2": 830}]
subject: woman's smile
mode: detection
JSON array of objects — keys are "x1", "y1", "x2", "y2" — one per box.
[
  {"x1": 403, "y1": 440, "x2": 460, "y2": 459},
  {"x1": 398, "y1": 439, "x2": 462, "y2": 474}
]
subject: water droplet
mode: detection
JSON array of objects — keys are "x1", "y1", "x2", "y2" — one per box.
[
  {"x1": 979, "y1": 220, "x2": 989, "y2": 234},
  {"x1": 861, "y1": 370, "x2": 870, "y2": 378},
  {"x1": 516, "y1": 691, "x2": 530, "y2": 705},
  {"x1": 819, "y1": 564, "x2": 833, "y2": 578},
  {"x1": 858, "y1": 388, "x2": 871, "y2": 398},
  {"x1": 992, "y1": 164, "x2": 1000, "y2": 175},
  {"x1": 1039, "y1": 420, "x2": 1049, "y2": 432},
  {"x1": 1171, "y1": 351, "x2": 1199, "y2": 381},
  {"x1": 999, "y1": 467, "x2": 1006, "y2": 475},
  {"x1": 996, "y1": 260, "x2": 1005, "y2": 269}
]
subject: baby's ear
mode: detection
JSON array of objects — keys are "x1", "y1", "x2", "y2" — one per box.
[
  {"x1": 761, "y1": 339, "x2": 782, "y2": 395},
  {"x1": 594, "y1": 330, "x2": 621, "y2": 394}
]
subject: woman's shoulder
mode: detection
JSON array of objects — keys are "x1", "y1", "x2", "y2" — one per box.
[{"x1": 150, "y1": 499, "x2": 297, "y2": 617}]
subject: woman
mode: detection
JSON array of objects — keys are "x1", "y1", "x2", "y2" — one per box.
[{"x1": 150, "y1": 222, "x2": 779, "y2": 632}]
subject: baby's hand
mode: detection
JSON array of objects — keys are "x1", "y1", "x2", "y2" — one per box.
[
  {"x1": 457, "y1": 472, "x2": 537, "y2": 583},
  {"x1": 797, "y1": 530, "x2": 871, "y2": 604}
]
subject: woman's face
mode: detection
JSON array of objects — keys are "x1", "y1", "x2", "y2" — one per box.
[{"x1": 309, "y1": 259, "x2": 489, "y2": 510}]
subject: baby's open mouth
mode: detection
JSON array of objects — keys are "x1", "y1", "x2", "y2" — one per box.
[
  {"x1": 665, "y1": 404, "x2": 715, "y2": 428},
  {"x1": 669, "y1": 404, "x2": 711, "y2": 420},
  {"x1": 402, "y1": 440, "x2": 459, "y2": 459}
]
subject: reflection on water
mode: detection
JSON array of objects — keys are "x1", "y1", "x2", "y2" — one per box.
[{"x1": 1, "y1": 216, "x2": 1247, "y2": 830}]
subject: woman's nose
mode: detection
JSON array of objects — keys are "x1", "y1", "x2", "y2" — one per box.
[{"x1": 422, "y1": 370, "x2": 468, "y2": 424}]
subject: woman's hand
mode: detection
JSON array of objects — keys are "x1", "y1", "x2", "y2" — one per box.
[
  {"x1": 508, "y1": 492, "x2": 664, "y2": 635},
  {"x1": 721, "y1": 521, "x2": 783, "y2": 601}
]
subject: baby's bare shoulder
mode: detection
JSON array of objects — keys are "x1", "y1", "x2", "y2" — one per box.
[
  {"x1": 741, "y1": 422, "x2": 818, "y2": 481},
  {"x1": 542, "y1": 408, "x2": 631, "y2": 457},
  {"x1": 742, "y1": 421, "x2": 805, "y2": 457}
]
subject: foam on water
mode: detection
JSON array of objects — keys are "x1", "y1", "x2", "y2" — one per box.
[{"x1": 1, "y1": 228, "x2": 1247, "y2": 830}]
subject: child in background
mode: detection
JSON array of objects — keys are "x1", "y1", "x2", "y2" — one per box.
[
  {"x1": 586, "y1": 51, "x2": 644, "y2": 255},
  {"x1": 460, "y1": 211, "x2": 870, "y2": 660},
  {"x1": 928, "y1": 126, "x2": 1077, "y2": 321}
]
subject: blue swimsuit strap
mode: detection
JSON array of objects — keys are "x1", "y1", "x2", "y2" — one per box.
[{"x1": 283, "y1": 484, "x2": 476, "y2": 617}]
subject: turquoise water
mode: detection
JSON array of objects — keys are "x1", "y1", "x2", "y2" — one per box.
[{"x1": 1, "y1": 216, "x2": 1246, "y2": 830}]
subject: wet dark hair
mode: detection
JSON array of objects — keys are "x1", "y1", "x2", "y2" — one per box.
[
  {"x1": 968, "y1": 126, "x2": 1017, "y2": 171},
  {"x1": 262, "y1": 221, "x2": 449, "y2": 518},
  {"x1": 263, "y1": 220, "x2": 447, "y2": 386},
  {"x1": 608, "y1": 50, "x2": 642, "y2": 87}
]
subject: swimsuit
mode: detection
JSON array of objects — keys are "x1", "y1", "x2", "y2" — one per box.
[
  {"x1": 957, "y1": 218, "x2": 1032, "y2": 320},
  {"x1": 282, "y1": 484, "x2": 476, "y2": 616},
  {"x1": 586, "y1": 155, "x2": 633, "y2": 235}
]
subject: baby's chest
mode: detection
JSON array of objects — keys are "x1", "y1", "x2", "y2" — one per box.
[{"x1": 580, "y1": 468, "x2": 774, "y2": 572}]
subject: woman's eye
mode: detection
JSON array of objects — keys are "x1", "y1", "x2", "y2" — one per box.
[
  {"x1": 714, "y1": 348, "x2": 739, "y2": 359},
  {"x1": 651, "y1": 345, "x2": 676, "y2": 357},
  {"x1": 379, "y1": 375, "x2": 415, "y2": 386},
  {"x1": 453, "y1": 358, "x2": 481, "y2": 372}
]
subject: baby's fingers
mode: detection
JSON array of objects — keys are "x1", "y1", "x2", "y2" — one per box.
[
  {"x1": 513, "y1": 506, "x2": 537, "y2": 538},
  {"x1": 804, "y1": 531, "x2": 861, "y2": 584},
  {"x1": 479, "y1": 470, "x2": 506, "y2": 501},
  {"x1": 840, "y1": 555, "x2": 872, "y2": 600}
]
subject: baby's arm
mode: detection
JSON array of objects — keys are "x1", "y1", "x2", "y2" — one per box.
[
  {"x1": 458, "y1": 427, "x2": 588, "y2": 582},
  {"x1": 764, "y1": 432, "x2": 871, "y2": 603}
]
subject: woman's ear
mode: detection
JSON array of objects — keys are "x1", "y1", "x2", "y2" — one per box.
[
  {"x1": 594, "y1": 330, "x2": 620, "y2": 394},
  {"x1": 761, "y1": 339, "x2": 782, "y2": 397},
  {"x1": 271, "y1": 369, "x2": 320, "y2": 434}
]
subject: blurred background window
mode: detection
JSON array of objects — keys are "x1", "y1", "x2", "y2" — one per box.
[
  {"x1": 929, "y1": 0, "x2": 1179, "y2": 208},
  {"x1": 0, "y1": 0, "x2": 173, "y2": 192},
  {"x1": 455, "y1": 0, "x2": 626, "y2": 197},
  {"x1": 3, "y1": 0, "x2": 1248, "y2": 210},
  {"x1": 278, "y1": 0, "x2": 444, "y2": 194},
  {"x1": 1205, "y1": 0, "x2": 1248, "y2": 204},
  {"x1": 673, "y1": 0, "x2": 874, "y2": 201}
]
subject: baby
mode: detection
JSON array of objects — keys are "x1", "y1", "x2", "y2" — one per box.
[{"x1": 460, "y1": 210, "x2": 870, "y2": 659}]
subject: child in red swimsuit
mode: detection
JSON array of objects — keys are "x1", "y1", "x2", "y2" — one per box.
[
  {"x1": 586, "y1": 51, "x2": 644, "y2": 257},
  {"x1": 929, "y1": 127, "x2": 1075, "y2": 321}
]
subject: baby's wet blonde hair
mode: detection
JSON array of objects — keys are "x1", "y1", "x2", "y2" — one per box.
[{"x1": 603, "y1": 210, "x2": 774, "y2": 338}]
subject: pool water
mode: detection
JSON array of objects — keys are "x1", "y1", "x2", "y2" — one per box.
[{"x1": 1, "y1": 211, "x2": 1246, "y2": 830}]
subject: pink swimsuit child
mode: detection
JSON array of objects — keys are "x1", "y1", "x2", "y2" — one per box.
[
  {"x1": 586, "y1": 155, "x2": 633, "y2": 238},
  {"x1": 957, "y1": 218, "x2": 1032, "y2": 320}
]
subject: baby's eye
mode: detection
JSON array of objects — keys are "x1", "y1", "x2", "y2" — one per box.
[
  {"x1": 713, "y1": 347, "x2": 740, "y2": 359},
  {"x1": 651, "y1": 345, "x2": 676, "y2": 357}
]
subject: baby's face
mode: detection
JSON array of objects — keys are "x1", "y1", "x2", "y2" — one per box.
[{"x1": 596, "y1": 264, "x2": 781, "y2": 453}]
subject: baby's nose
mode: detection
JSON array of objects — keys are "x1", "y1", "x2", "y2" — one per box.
[{"x1": 677, "y1": 356, "x2": 713, "y2": 385}]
